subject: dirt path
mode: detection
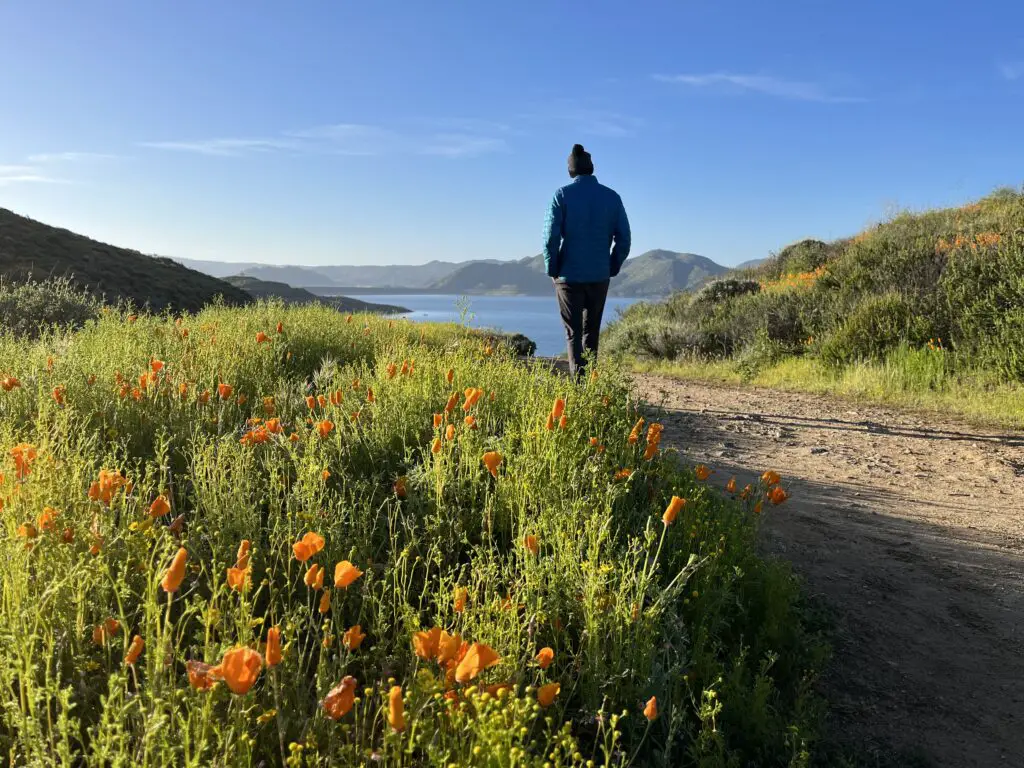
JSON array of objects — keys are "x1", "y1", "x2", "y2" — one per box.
[{"x1": 639, "y1": 375, "x2": 1024, "y2": 767}]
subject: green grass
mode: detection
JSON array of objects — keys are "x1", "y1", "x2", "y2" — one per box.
[
  {"x1": 633, "y1": 347, "x2": 1024, "y2": 429},
  {"x1": 0, "y1": 301, "x2": 823, "y2": 767}
]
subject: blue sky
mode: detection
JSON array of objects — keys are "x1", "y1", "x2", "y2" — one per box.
[{"x1": 2, "y1": 1, "x2": 1023, "y2": 267}]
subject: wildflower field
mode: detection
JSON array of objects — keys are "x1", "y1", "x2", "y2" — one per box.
[{"x1": 0, "y1": 302, "x2": 820, "y2": 767}]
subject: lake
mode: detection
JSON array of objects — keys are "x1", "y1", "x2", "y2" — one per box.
[{"x1": 353, "y1": 294, "x2": 644, "y2": 357}]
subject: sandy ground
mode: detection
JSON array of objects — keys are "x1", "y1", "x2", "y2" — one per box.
[{"x1": 638, "y1": 374, "x2": 1024, "y2": 767}]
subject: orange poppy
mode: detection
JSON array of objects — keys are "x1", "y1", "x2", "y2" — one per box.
[
  {"x1": 346, "y1": 314, "x2": 353, "y2": 324},
  {"x1": 536, "y1": 647, "x2": 554, "y2": 670},
  {"x1": 558, "y1": 414, "x2": 568, "y2": 429},
  {"x1": 551, "y1": 398, "x2": 565, "y2": 421},
  {"x1": 0, "y1": 376, "x2": 20, "y2": 391},
  {"x1": 663, "y1": 496, "x2": 685, "y2": 525},
  {"x1": 627, "y1": 417, "x2": 645, "y2": 445},
  {"x1": 198, "y1": 390, "x2": 211, "y2": 405},
  {"x1": 768, "y1": 486, "x2": 789, "y2": 505},
  {"x1": 150, "y1": 359, "x2": 165, "y2": 373},
  {"x1": 545, "y1": 413, "x2": 555, "y2": 431},
  {"x1": 12, "y1": 443, "x2": 38, "y2": 480},
  {"x1": 761, "y1": 470, "x2": 781, "y2": 487},
  {"x1": 125, "y1": 635, "x2": 144, "y2": 666},
  {"x1": 161, "y1": 547, "x2": 188, "y2": 593},
  {"x1": 464, "y1": 415, "x2": 477, "y2": 429},
  {"x1": 276, "y1": 322, "x2": 284, "y2": 334},
  {"x1": 226, "y1": 566, "x2": 250, "y2": 592},
  {"x1": 523, "y1": 534, "x2": 539, "y2": 556},
  {"x1": 305, "y1": 395, "x2": 316, "y2": 409},
  {"x1": 323, "y1": 676, "x2": 357, "y2": 720},
  {"x1": 445, "y1": 424, "x2": 455, "y2": 441},
  {"x1": 642, "y1": 443, "x2": 658, "y2": 461},
  {"x1": 366, "y1": 387, "x2": 375, "y2": 403},
  {"x1": 168, "y1": 514, "x2": 185, "y2": 536},
  {"x1": 446, "y1": 368, "x2": 455, "y2": 384},
  {"x1": 436, "y1": 630, "x2": 462, "y2": 665},
  {"x1": 318, "y1": 589, "x2": 331, "y2": 614},
  {"x1": 412, "y1": 626, "x2": 441, "y2": 660},
  {"x1": 322, "y1": 469, "x2": 331, "y2": 481},
  {"x1": 389, "y1": 685, "x2": 406, "y2": 731},
  {"x1": 433, "y1": 413, "x2": 443, "y2": 429},
  {"x1": 256, "y1": 331, "x2": 270, "y2": 344},
  {"x1": 217, "y1": 383, "x2": 233, "y2": 400},
  {"x1": 481, "y1": 451, "x2": 503, "y2": 478},
  {"x1": 61, "y1": 527, "x2": 74, "y2": 543},
  {"x1": 209, "y1": 647, "x2": 263, "y2": 695},
  {"x1": 613, "y1": 468, "x2": 632, "y2": 481},
  {"x1": 643, "y1": 696, "x2": 658, "y2": 721},
  {"x1": 52, "y1": 386, "x2": 66, "y2": 406},
  {"x1": 444, "y1": 392, "x2": 459, "y2": 413},
  {"x1": 393, "y1": 476, "x2": 408, "y2": 498},
  {"x1": 265, "y1": 418, "x2": 283, "y2": 434},
  {"x1": 537, "y1": 682, "x2": 560, "y2": 707},
  {"x1": 431, "y1": 437, "x2": 442, "y2": 454},
  {"x1": 304, "y1": 563, "x2": 324, "y2": 590},
  {"x1": 694, "y1": 464, "x2": 712, "y2": 481},
  {"x1": 292, "y1": 532, "x2": 325, "y2": 562},
  {"x1": 753, "y1": 500, "x2": 763, "y2": 515},
  {"x1": 334, "y1": 560, "x2": 363, "y2": 588},
  {"x1": 37, "y1": 506, "x2": 59, "y2": 532},
  {"x1": 454, "y1": 642, "x2": 500, "y2": 683},
  {"x1": 453, "y1": 586, "x2": 468, "y2": 613},
  {"x1": 149, "y1": 495, "x2": 171, "y2": 518},
  {"x1": 386, "y1": 363, "x2": 398, "y2": 379},
  {"x1": 462, "y1": 388, "x2": 483, "y2": 412},
  {"x1": 725, "y1": 477, "x2": 737, "y2": 494},
  {"x1": 316, "y1": 420, "x2": 334, "y2": 438},
  {"x1": 343, "y1": 624, "x2": 366, "y2": 651},
  {"x1": 266, "y1": 627, "x2": 282, "y2": 667}
]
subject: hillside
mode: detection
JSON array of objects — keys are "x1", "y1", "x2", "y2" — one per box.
[
  {"x1": 605, "y1": 188, "x2": 1024, "y2": 389},
  {"x1": 432, "y1": 250, "x2": 726, "y2": 296},
  {"x1": 0, "y1": 208, "x2": 251, "y2": 312},
  {"x1": 176, "y1": 258, "x2": 466, "y2": 289},
  {"x1": 223, "y1": 275, "x2": 408, "y2": 314}
]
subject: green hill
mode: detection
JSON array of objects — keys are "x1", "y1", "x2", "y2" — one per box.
[
  {"x1": 605, "y1": 188, "x2": 1024, "y2": 390},
  {"x1": 0, "y1": 208, "x2": 250, "y2": 312},
  {"x1": 223, "y1": 275, "x2": 408, "y2": 314},
  {"x1": 432, "y1": 250, "x2": 725, "y2": 296}
]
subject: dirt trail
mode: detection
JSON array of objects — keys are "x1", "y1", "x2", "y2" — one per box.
[{"x1": 639, "y1": 375, "x2": 1024, "y2": 767}]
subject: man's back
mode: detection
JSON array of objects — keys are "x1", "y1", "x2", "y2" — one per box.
[{"x1": 544, "y1": 174, "x2": 630, "y2": 284}]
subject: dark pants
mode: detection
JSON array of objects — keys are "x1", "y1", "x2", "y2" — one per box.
[{"x1": 555, "y1": 280, "x2": 610, "y2": 379}]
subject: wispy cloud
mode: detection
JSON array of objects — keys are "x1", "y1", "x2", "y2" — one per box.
[
  {"x1": 142, "y1": 122, "x2": 510, "y2": 160},
  {"x1": 519, "y1": 107, "x2": 644, "y2": 139},
  {"x1": 138, "y1": 138, "x2": 298, "y2": 156},
  {"x1": 0, "y1": 164, "x2": 70, "y2": 186},
  {"x1": 999, "y1": 61, "x2": 1024, "y2": 81},
  {"x1": 654, "y1": 73, "x2": 862, "y2": 103},
  {"x1": 27, "y1": 151, "x2": 117, "y2": 163}
]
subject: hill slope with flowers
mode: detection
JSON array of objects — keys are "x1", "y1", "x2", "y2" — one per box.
[
  {"x1": 0, "y1": 303, "x2": 819, "y2": 766},
  {"x1": 604, "y1": 188, "x2": 1024, "y2": 418}
]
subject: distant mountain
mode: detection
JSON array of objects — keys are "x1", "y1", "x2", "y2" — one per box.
[
  {"x1": 223, "y1": 276, "x2": 408, "y2": 314},
  {"x1": 429, "y1": 250, "x2": 726, "y2": 297},
  {"x1": 733, "y1": 258, "x2": 767, "y2": 271},
  {"x1": 0, "y1": 208, "x2": 250, "y2": 312}
]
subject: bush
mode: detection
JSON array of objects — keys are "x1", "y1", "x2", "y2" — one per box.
[
  {"x1": 693, "y1": 278, "x2": 761, "y2": 305},
  {"x1": 820, "y1": 293, "x2": 933, "y2": 367},
  {"x1": 0, "y1": 276, "x2": 102, "y2": 338}
]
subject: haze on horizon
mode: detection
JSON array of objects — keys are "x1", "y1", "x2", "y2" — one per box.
[{"x1": 2, "y1": 1, "x2": 1024, "y2": 269}]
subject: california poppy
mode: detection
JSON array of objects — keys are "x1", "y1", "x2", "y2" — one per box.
[
  {"x1": 198, "y1": 390, "x2": 211, "y2": 405},
  {"x1": 37, "y1": 506, "x2": 59, "y2": 532},
  {"x1": 445, "y1": 424, "x2": 455, "y2": 441},
  {"x1": 462, "y1": 388, "x2": 483, "y2": 412},
  {"x1": 433, "y1": 413, "x2": 443, "y2": 429},
  {"x1": 323, "y1": 676, "x2": 357, "y2": 720},
  {"x1": 663, "y1": 496, "x2": 685, "y2": 525},
  {"x1": 431, "y1": 437, "x2": 442, "y2": 454},
  {"x1": 150, "y1": 359, "x2": 165, "y2": 373},
  {"x1": 464, "y1": 415, "x2": 477, "y2": 429},
  {"x1": 52, "y1": 386, "x2": 66, "y2": 406},
  {"x1": 334, "y1": 560, "x2": 363, "y2": 588},
  {"x1": 265, "y1": 418, "x2": 283, "y2": 434},
  {"x1": 446, "y1": 368, "x2": 454, "y2": 384},
  {"x1": 125, "y1": 635, "x2": 144, "y2": 666},
  {"x1": 149, "y1": 495, "x2": 171, "y2": 518},
  {"x1": 187, "y1": 660, "x2": 215, "y2": 690},
  {"x1": 11, "y1": 443, "x2": 38, "y2": 480},
  {"x1": 366, "y1": 387, "x2": 375, "y2": 403},
  {"x1": 266, "y1": 627, "x2": 282, "y2": 667},
  {"x1": 551, "y1": 398, "x2": 565, "y2": 422},
  {"x1": 536, "y1": 647, "x2": 554, "y2": 670},
  {"x1": 628, "y1": 418, "x2": 645, "y2": 445},
  {"x1": 436, "y1": 630, "x2": 462, "y2": 665},
  {"x1": 694, "y1": 464, "x2": 712, "y2": 481},
  {"x1": 523, "y1": 534, "x2": 539, "y2": 556},
  {"x1": 322, "y1": 469, "x2": 331, "y2": 481},
  {"x1": 761, "y1": 470, "x2": 782, "y2": 487},
  {"x1": 643, "y1": 696, "x2": 658, "y2": 721},
  {"x1": 255, "y1": 331, "x2": 269, "y2": 344},
  {"x1": 768, "y1": 486, "x2": 789, "y2": 505},
  {"x1": 453, "y1": 586, "x2": 468, "y2": 613},
  {"x1": 292, "y1": 532, "x2": 325, "y2": 562},
  {"x1": 394, "y1": 476, "x2": 408, "y2": 498},
  {"x1": 545, "y1": 413, "x2": 555, "y2": 431},
  {"x1": 217, "y1": 383, "x2": 233, "y2": 400},
  {"x1": 444, "y1": 392, "x2": 459, "y2": 413},
  {"x1": 305, "y1": 395, "x2": 316, "y2": 409},
  {"x1": 454, "y1": 642, "x2": 500, "y2": 683},
  {"x1": 413, "y1": 627, "x2": 441, "y2": 660},
  {"x1": 276, "y1": 321, "x2": 284, "y2": 334},
  {"x1": 613, "y1": 468, "x2": 632, "y2": 481},
  {"x1": 316, "y1": 420, "x2": 334, "y2": 438},
  {"x1": 387, "y1": 685, "x2": 406, "y2": 731},
  {"x1": 209, "y1": 647, "x2": 263, "y2": 695},
  {"x1": 558, "y1": 414, "x2": 568, "y2": 429},
  {"x1": 481, "y1": 451, "x2": 503, "y2": 478},
  {"x1": 386, "y1": 363, "x2": 398, "y2": 379},
  {"x1": 725, "y1": 477, "x2": 737, "y2": 494},
  {"x1": 537, "y1": 682, "x2": 560, "y2": 707},
  {"x1": 319, "y1": 589, "x2": 331, "y2": 614},
  {"x1": 0, "y1": 376, "x2": 20, "y2": 391},
  {"x1": 226, "y1": 566, "x2": 250, "y2": 592},
  {"x1": 343, "y1": 624, "x2": 366, "y2": 651},
  {"x1": 161, "y1": 547, "x2": 188, "y2": 593}
]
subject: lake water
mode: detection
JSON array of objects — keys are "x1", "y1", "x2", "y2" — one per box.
[{"x1": 355, "y1": 294, "x2": 643, "y2": 357}]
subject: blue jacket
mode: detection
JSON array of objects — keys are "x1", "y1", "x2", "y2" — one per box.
[{"x1": 543, "y1": 176, "x2": 631, "y2": 283}]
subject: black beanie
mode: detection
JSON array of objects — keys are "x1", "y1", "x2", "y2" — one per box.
[{"x1": 568, "y1": 143, "x2": 594, "y2": 177}]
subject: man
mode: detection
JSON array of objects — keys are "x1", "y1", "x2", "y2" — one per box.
[{"x1": 543, "y1": 143, "x2": 631, "y2": 379}]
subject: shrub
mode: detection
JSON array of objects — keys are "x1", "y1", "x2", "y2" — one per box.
[
  {"x1": 0, "y1": 275, "x2": 103, "y2": 338},
  {"x1": 693, "y1": 278, "x2": 761, "y2": 305},
  {"x1": 820, "y1": 293, "x2": 933, "y2": 367}
]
